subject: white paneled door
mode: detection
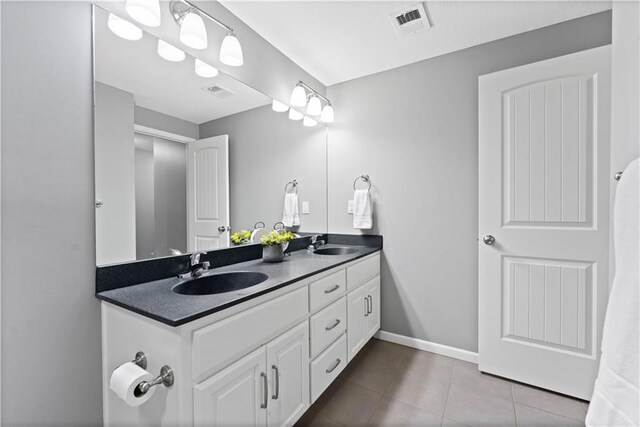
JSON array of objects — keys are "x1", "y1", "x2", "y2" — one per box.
[
  {"x1": 478, "y1": 46, "x2": 611, "y2": 399},
  {"x1": 187, "y1": 135, "x2": 230, "y2": 251}
]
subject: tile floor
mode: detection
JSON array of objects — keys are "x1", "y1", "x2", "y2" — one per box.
[{"x1": 296, "y1": 339, "x2": 589, "y2": 427}]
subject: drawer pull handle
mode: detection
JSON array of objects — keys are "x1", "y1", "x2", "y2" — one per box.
[
  {"x1": 325, "y1": 284, "x2": 340, "y2": 294},
  {"x1": 365, "y1": 297, "x2": 369, "y2": 317},
  {"x1": 260, "y1": 372, "x2": 268, "y2": 409},
  {"x1": 272, "y1": 365, "x2": 280, "y2": 400},
  {"x1": 367, "y1": 295, "x2": 373, "y2": 315},
  {"x1": 326, "y1": 358, "x2": 341, "y2": 374},
  {"x1": 325, "y1": 319, "x2": 341, "y2": 331}
]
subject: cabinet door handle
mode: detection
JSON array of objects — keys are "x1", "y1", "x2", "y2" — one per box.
[
  {"x1": 364, "y1": 297, "x2": 369, "y2": 317},
  {"x1": 325, "y1": 319, "x2": 341, "y2": 331},
  {"x1": 367, "y1": 295, "x2": 373, "y2": 315},
  {"x1": 325, "y1": 284, "x2": 340, "y2": 294},
  {"x1": 326, "y1": 358, "x2": 341, "y2": 374},
  {"x1": 260, "y1": 372, "x2": 268, "y2": 409},
  {"x1": 271, "y1": 365, "x2": 279, "y2": 400}
]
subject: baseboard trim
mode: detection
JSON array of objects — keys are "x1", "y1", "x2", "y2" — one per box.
[{"x1": 375, "y1": 330, "x2": 479, "y2": 364}]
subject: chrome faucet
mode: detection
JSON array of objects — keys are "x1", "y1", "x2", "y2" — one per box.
[
  {"x1": 179, "y1": 251, "x2": 210, "y2": 279},
  {"x1": 307, "y1": 234, "x2": 326, "y2": 251}
]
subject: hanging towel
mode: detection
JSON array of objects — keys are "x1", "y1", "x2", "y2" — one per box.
[
  {"x1": 586, "y1": 158, "x2": 639, "y2": 427},
  {"x1": 282, "y1": 193, "x2": 300, "y2": 227},
  {"x1": 353, "y1": 189, "x2": 373, "y2": 229}
]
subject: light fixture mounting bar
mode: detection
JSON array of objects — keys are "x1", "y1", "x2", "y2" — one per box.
[
  {"x1": 177, "y1": 0, "x2": 234, "y2": 33},
  {"x1": 298, "y1": 81, "x2": 330, "y2": 104}
]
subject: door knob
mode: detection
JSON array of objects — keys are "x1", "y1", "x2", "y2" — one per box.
[
  {"x1": 482, "y1": 235, "x2": 495, "y2": 245},
  {"x1": 218, "y1": 226, "x2": 230, "y2": 232}
]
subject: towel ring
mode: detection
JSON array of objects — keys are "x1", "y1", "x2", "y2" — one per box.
[
  {"x1": 254, "y1": 221, "x2": 265, "y2": 230},
  {"x1": 284, "y1": 180, "x2": 298, "y2": 194},
  {"x1": 353, "y1": 174, "x2": 371, "y2": 191},
  {"x1": 274, "y1": 222, "x2": 286, "y2": 231}
]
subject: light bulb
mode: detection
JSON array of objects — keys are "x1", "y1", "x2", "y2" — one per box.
[
  {"x1": 157, "y1": 40, "x2": 185, "y2": 62},
  {"x1": 306, "y1": 95, "x2": 322, "y2": 116},
  {"x1": 108, "y1": 13, "x2": 142, "y2": 41},
  {"x1": 180, "y1": 11, "x2": 208, "y2": 49},
  {"x1": 220, "y1": 33, "x2": 244, "y2": 66},
  {"x1": 272, "y1": 100, "x2": 289, "y2": 112},
  {"x1": 290, "y1": 85, "x2": 307, "y2": 107},
  {"x1": 125, "y1": 0, "x2": 161, "y2": 27},
  {"x1": 303, "y1": 116, "x2": 318, "y2": 127},
  {"x1": 195, "y1": 59, "x2": 219, "y2": 78},
  {"x1": 320, "y1": 104, "x2": 335, "y2": 123},
  {"x1": 288, "y1": 109, "x2": 304, "y2": 121}
]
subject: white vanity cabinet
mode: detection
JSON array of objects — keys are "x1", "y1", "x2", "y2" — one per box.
[{"x1": 101, "y1": 251, "x2": 380, "y2": 427}]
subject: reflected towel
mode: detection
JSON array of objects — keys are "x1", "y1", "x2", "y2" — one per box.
[
  {"x1": 282, "y1": 193, "x2": 300, "y2": 227},
  {"x1": 353, "y1": 189, "x2": 372, "y2": 229},
  {"x1": 586, "y1": 158, "x2": 639, "y2": 427}
]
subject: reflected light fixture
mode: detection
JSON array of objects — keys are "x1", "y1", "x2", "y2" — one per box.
[
  {"x1": 180, "y1": 10, "x2": 208, "y2": 49},
  {"x1": 288, "y1": 109, "x2": 304, "y2": 121},
  {"x1": 303, "y1": 116, "x2": 317, "y2": 127},
  {"x1": 125, "y1": 0, "x2": 161, "y2": 27},
  {"x1": 108, "y1": 13, "x2": 143, "y2": 41},
  {"x1": 195, "y1": 59, "x2": 219, "y2": 77},
  {"x1": 306, "y1": 95, "x2": 322, "y2": 116},
  {"x1": 220, "y1": 33, "x2": 244, "y2": 66},
  {"x1": 272, "y1": 100, "x2": 289, "y2": 113},
  {"x1": 157, "y1": 39, "x2": 185, "y2": 62},
  {"x1": 290, "y1": 84, "x2": 308, "y2": 107},
  {"x1": 320, "y1": 103, "x2": 335, "y2": 123}
]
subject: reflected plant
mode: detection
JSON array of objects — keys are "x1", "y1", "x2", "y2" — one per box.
[
  {"x1": 231, "y1": 230, "x2": 251, "y2": 245},
  {"x1": 260, "y1": 230, "x2": 295, "y2": 246}
]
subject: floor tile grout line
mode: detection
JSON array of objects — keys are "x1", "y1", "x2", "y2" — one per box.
[
  {"x1": 514, "y1": 401, "x2": 589, "y2": 423},
  {"x1": 511, "y1": 381, "x2": 520, "y2": 427},
  {"x1": 441, "y1": 359, "x2": 457, "y2": 425}
]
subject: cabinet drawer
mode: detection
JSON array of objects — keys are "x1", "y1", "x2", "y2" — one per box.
[
  {"x1": 309, "y1": 269, "x2": 346, "y2": 312},
  {"x1": 310, "y1": 333, "x2": 347, "y2": 402},
  {"x1": 192, "y1": 286, "x2": 308, "y2": 380},
  {"x1": 309, "y1": 297, "x2": 346, "y2": 358},
  {"x1": 347, "y1": 254, "x2": 380, "y2": 291}
]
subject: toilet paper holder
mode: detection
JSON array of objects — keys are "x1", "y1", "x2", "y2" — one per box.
[{"x1": 130, "y1": 351, "x2": 175, "y2": 397}]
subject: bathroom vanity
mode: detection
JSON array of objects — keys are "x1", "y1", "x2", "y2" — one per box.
[{"x1": 98, "y1": 239, "x2": 381, "y2": 426}]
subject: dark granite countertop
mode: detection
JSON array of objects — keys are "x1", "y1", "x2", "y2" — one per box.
[{"x1": 97, "y1": 244, "x2": 381, "y2": 327}]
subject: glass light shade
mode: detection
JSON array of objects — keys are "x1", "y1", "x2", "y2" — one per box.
[
  {"x1": 290, "y1": 85, "x2": 307, "y2": 107},
  {"x1": 288, "y1": 109, "x2": 304, "y2": 121},
  {"x1": 220, "y1": 33, "x2": 244, "y2": 66},
  {"x1": 303, "y1": 116, "x2": 318, "y2": 127},
  {"x1": 195, "y1": 59, "x2": 219, "y2": 78},
  {"x1": 320, "y1": 104, "x2": 335, "y2": 123},
  {"x1": 157, "y1": 40, "x2": 185, "y2": 62},
  {"x1": 306, "y1": 95, "x2": 322, "y2": 116},
  {"x1": 180, "y1": 12, "x2": 208, "y2": 50},
  {"x1": 125, "y1": 0, "x2": 161, "y2": 27},
  {"x1": 272, "y1": 100, "x2": 289, "y2": 113},
  {"x1": 108, "y1": 14, "x2": 142, "y2": 41}
]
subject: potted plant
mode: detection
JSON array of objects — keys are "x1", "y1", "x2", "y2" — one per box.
[
  {"x1": 231, "y1": 230, "x2": 252, "y2": 245},
  {"x1": 261, "y1": 230, "x2": 295, "y2": 263}
]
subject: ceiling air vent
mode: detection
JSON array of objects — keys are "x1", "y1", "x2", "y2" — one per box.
[
  {"x1": 389, "y1": 3, "x2": 431, "y2": 36},
  {"x1": 202, "y1": 84, "x2": 234, "y2": 99}
]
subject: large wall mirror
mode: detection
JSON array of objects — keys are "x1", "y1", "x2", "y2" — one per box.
[{"x1": 93, "y1": 6, "x2": 328, "y2": 266}]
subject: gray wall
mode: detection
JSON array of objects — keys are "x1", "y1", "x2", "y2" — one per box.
[
  {"x1": 135, "y1": 106, "x2": 199, "y2": 141},
  {"x1": 134, "y1": 136, "x2": 156, "y2": 260},
  {"x1": 1, "y1": 2, "x2": 102, "y2": 426},
  {"x1": 326, "y1": 11, "x2": 612, "y2": 352},
  {"x1": 201, "y1": 105, "x2": 327, "y2": 233}
]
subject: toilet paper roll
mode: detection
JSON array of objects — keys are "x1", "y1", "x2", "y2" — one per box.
[{"x1": 110, "y1": 362, "x2": 156, "y2": 407}]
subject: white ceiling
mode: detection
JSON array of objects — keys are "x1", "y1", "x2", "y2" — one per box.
[
  {"x1": 220, "y1": 1, "x2": 611, "y2": 86},
  {"x1": 94, "y1": 7, "x2": 270, "y2": 124}
]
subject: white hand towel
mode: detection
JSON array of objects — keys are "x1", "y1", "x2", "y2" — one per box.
[
  {"x1": 353, "y1": 189, "x2": 372, "y2": 229},
  {"x1": 586, "y1": 158, "x2": 639, "y2": 427},
  {"x1": 282, "y1": 193, "x2": 300, "y2": 227}
]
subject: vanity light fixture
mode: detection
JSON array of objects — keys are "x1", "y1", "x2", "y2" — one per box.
[
  {"x1": 108, "y1": 13, "x2": 143, "y2": 41},
  {"x1": 290, "y1": 84, "x2": 308, "y2": 107},
  {"x1": 195, "y1": 59, "x2": 219, "y2": 77},
  {"x1": 272, "y1": 100, "x2": 289, "y2": 113},
  {"x1": 303, "y1": 116, "x2": 318, "y2": 127},
  {"x1": 320, "y1": 103, "x2": 335, "y2": 123},
  {"x1": 291, "y1": 81, "x2": 335, "y2": 123},
  {"x1": 125, "y1": 0, "x2": 161, "y2": 27},
  {"x1": 157, "y1": 39, "x2": 186, "y2": 62},
  {"x1": 171, "y1": 0, "x2": 244, "y2": 66},
  {"x1": 306, "y1": 95, "x2": 322, "y2": 116},
  {"x1": 288, "y1": 109, "x2": 304, "y2": 121}
]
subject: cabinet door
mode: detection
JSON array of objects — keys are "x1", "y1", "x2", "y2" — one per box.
[
  {"x1": 194, "y1": 347, "x2": 268, "y2": 427},
  {"x1": 366, "y1": 276, "x2": 381, "y2": 339},
  {"x1": 266, "y1": 322, "x2": 309, "y2": 427},
  {"x1": 347, "y1": 286, "x2": 368, "y2": 361}
]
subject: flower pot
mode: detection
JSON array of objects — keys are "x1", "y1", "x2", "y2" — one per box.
[{"x1": 262, "y1": 244, "x2": 284, "y2": 263}]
